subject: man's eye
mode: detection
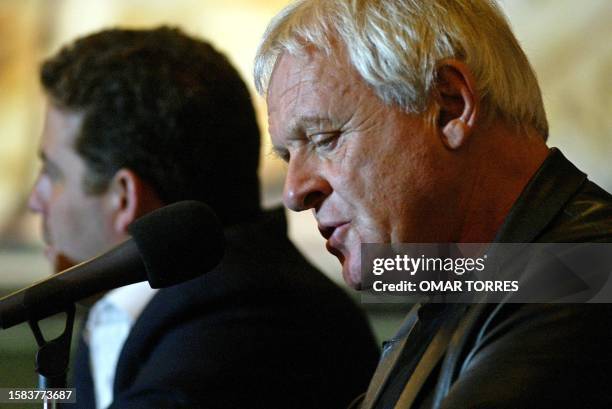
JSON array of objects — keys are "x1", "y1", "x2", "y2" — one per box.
[
  {"x1": 41, "y1": 162, "x2": 62, "y2": 181},
  {"x1": 270, "y1": 148, "x2": 290, "y2": 163},
  {"x1": 311, "y1": 132, "x2": 339, "y2": 151}
]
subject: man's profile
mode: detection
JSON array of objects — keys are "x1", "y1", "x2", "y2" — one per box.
[
  {"x1": 256, "y1": 0, "x2": 612, "y2": 407},
  {"x1": 30, "y1": 26, "x2": 379, "y2": 409}
]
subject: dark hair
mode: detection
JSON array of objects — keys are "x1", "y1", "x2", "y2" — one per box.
[{"x1": 40, "y1": 26, "x2": 261, "y2": 225}]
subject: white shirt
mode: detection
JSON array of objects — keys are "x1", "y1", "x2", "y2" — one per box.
[{"x1": 84, "y1": 282, "x2": 158, "y2": 409}]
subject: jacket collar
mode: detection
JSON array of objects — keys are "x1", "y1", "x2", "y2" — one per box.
[{"x1": 493, "y1": 148, "x2": 587, "y2": 243}]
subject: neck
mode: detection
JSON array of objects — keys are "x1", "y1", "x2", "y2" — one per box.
[{"x1": 456, "y1": 122, "x2": 549, "y2": 243}]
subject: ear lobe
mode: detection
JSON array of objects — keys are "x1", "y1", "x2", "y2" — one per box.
[
  {"x1": 442, "y1": 118, "x2": 468, "y2": 150},
  {"x1": 434, "y1": 59, "x2": 479, "y2": 150}
]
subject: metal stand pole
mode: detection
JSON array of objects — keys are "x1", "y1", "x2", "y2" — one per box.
[{"x1": 28, "y1": 304, "x2": 76, "y2": 409}]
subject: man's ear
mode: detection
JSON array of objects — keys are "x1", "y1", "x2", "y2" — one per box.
[
  {"x1": 107, "y1": 169, "x2": 161, "y2": 234},
  {"x1": 433, "y1": 59, "x2": 479, "y2": 150}
]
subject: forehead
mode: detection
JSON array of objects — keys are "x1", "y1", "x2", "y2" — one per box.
[
  {"x1": 266, "y1": 50, "x2": 372, "y2": 139},
  {"x1": 41, "y1": 103, "x2": 84, "y2": 155},
  {"x1": 268, "y1": 50, "x2": 355, "y2": 107}
]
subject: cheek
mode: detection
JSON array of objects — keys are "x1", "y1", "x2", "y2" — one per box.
[
  {"x1": 344, "y1": 145, "x2": 426, "y2": 240},
  {"x1": 348, "y1": 157, "x2": 399, "y2": 226},
  {"x1": 333, "y1": 143, "x2": 373, "y2": 207},
  {"x1": 45, "y1": 191, "x2": 104, "y2": 259},
  {"x1": 46, "y1": 196, "x2": 78, "y2": 241}
]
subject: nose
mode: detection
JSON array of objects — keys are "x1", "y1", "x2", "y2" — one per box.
[{"x1": 283, "y1": 158, "x2": 332, "y2": 212}]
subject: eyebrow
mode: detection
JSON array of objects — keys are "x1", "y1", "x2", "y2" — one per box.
[
  {"x1": 289, "y1": 115, "x2": 335, "y2": 133},
  {"x1": 270, "y1": 115, "x2": 337, "y2": 160}
]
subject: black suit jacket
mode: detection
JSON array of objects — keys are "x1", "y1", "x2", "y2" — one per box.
[
  {"x1": 73, "y1": 208, "x2": 379, "y2": 409},
  {"x1": 362, "y1": 149, "x2": 612, "y2": 409}
]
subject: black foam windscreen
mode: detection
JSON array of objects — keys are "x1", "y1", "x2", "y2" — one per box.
[{"x1": 128, "y1": 200, "x2": 225, "y2": 288}]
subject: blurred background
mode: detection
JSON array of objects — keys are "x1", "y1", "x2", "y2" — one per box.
[{"x1": 0, "y1": 0, "x2": 610, "y2": 398}]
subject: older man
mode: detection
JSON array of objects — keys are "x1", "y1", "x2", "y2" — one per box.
[
  {"x1": 256, "y1": 0, "x2": 612, "y2": 407},
  {"x1": 30, "y1": 27, "x2": 379, "y2": 409}
]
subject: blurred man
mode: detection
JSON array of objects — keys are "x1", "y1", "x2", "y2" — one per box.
[
  {"x1": 256, "y1": 0, "x2": 612, "y2": 407},
  {"x1": 30, "y1": 27, "x2": 379, "y2": 409}
]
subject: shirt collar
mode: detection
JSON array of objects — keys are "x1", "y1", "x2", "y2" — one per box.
[{"x1": 98, "y1": 281, "x2": 159, "y2": 323}]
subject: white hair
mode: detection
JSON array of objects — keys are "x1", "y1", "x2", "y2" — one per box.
[{"x1": 254, "y1": 0, "x2": 548, "y2": 137}]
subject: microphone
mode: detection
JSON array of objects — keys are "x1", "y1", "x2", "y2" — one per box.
[{"x1": 0, "y1": 200, "x2": 225, "y2": 330}]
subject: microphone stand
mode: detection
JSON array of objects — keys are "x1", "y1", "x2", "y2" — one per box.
[{"x1": 28, "y1": 304, "x2": 76, "y2": 409}]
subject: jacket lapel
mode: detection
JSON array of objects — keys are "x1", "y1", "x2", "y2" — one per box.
[
  {"x1": 72, "y1": 331, "x2": 96, "y2": 409},
  {"x1": 361, "y1": 304, "x2": 465, "y2": 409},
  {"x1": 360, "y1": 305, "x2": 421, "y2": 409}
]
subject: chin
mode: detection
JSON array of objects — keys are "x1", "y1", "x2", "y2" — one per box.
[{"x1": 341, "y1": 262, "x2": 363, "y2": 290}]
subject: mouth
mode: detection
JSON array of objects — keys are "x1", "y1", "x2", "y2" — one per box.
[{"x1": 318, "y1": 221, "x2": 350, "y2": 256}]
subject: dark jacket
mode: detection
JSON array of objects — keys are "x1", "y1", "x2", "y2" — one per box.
[
  {"x1": 73, "y1": 208, "x2": 379, "y2": 409},
  {"x1": 362, "y1": 149, "x2": 612, "y2": 409}
]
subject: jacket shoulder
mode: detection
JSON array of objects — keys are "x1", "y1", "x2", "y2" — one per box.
[{"x1": 538, "y1": 180, "x2": 612, "y2": 242}]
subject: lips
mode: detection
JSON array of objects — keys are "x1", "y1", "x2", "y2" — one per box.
[
  {"x1": 318, "y1": 224, "x2": 336, "y2": 240},
  {"x1": 318, "y1": 221, "x2": 350, "y2": 255}
]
